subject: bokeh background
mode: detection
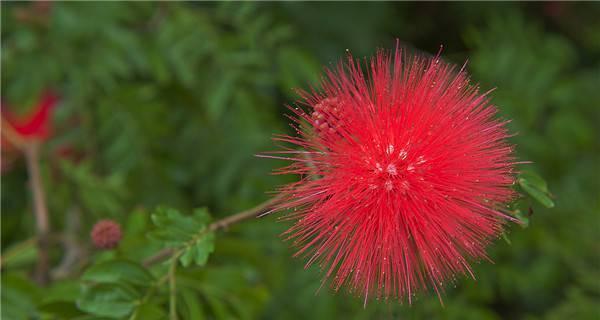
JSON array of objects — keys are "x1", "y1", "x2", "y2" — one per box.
[{"x1": 2, "y1": 2, "x2": 599, "y2": 319}]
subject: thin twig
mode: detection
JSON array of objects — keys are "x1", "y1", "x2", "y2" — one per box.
[
  {"x1": 143, "y1": 194, "x2": 282, "y2": 267},
  {"x1": 23, "y1": 143, "x2": 51, "y2": 285},
  {"x1": 168, "y1": 252, "x2": 181, "y2": 320},
  {"x1": 51, "y1": 206, "x2": 85, "y2": 279},
  {"x1": 143, "y1": 248, "x2": 175, "y2": 267}
]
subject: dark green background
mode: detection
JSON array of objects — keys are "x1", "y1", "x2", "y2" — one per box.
[{"x1": 2, "y1": 2, "x2": 599, "y2": 319}]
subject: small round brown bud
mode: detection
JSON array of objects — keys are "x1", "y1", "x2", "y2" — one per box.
[{"x1": 91, "y1": 219, "x2": 122, "y2": 249}]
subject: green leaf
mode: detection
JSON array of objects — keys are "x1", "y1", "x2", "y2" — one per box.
[
  {"x1": 39, "y1": 301, "x2": 85, "y2": 319},
  {"x1": 179, "y1": 232, "x2": 215, "y2": 267},
  {"x1": 42, "y1": 280, "x2": 81, "y2": 304},
  {"x1": 191, "y1": 207, "x2": 212, "y2": 226},
  {"x1": 82, "y1": 260, "x2": 155, "y2": 287},
  {"x1": 132, "y1": 302, "x2": 166, "y2": 320},
  {"x1": 72, "y1": 316, "x2": 114, "y2": 320},
  {"x1": 76, "y1": 283, "x2": 139, "y2": 319},
  {"x1": 518, "y1": 171, "x2": 555, "y2": 208},
  {"x1": 0, "y1": 239, "x2": 37, "y2": 269},
  {"x1": 519, "y1": 171, "x2": 549, "y2": 192},
  {"x1": 179, "y1": 288, "x2": 206, "y2": 320},
  {"x1": 1, "y1": 273, "x2": 41, "y2": 320},
  {"x1": 149, "y1": 207, "x2": 202, "y2": 246},
  {"x1": 150, "y1": 207, "x2": 215, "y2": 267}
]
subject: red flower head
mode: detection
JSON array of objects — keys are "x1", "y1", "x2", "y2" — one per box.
[
  {"x1": 264, "y1": 44, "x2": 517, "y2": 304},
  {"x1": 91, "y1": 219, "x2": 122, "y2": 250}
]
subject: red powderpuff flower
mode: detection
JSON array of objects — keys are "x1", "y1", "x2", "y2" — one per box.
[
  {"x1": 91, "y1": 220, "x2": 122, "y2": 250},
  {"x1": 263, "y1": 45, "x2": 517, "y2": 304}
]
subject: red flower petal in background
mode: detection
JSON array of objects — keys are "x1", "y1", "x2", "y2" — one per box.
[
  {"x1": 2, "y1": 91, "x2": 59, "y2": 141},
  {"x1": 265, "y1": 45, "x2": 517, "y2": 304},
  {"x1": 1, "y1": 91, "x2": 59, "y2": 173}
]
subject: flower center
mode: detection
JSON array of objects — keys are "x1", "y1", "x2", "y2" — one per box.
[{"x1": 368, "y1": 146, "x2": 427, "y2": 193}]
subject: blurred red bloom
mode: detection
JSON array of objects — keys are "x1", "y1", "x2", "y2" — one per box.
[
  {"x1": 1, "y1": 91, "x2": 59, "y2": 172},
  {"x1": 265, "y1": 45, "x2": 517, "y2": 303},
  {"x1": 2, "y1": 91, "x2": 59, "y2": 141}
]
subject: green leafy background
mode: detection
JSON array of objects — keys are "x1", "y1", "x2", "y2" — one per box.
[{"x1": 2, "y1": 2, "x2": 599, "y2": 319}]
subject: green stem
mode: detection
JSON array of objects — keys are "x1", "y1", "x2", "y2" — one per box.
[{"x1": 169, "y1": 251, "x2": 182, "y2": 320}]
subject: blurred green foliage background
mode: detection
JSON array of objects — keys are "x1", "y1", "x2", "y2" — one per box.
[{"x1": 1, "y1": 2, "x2": 599, "y2": 319}]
